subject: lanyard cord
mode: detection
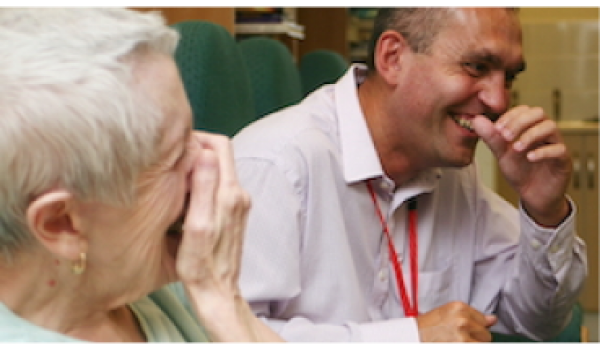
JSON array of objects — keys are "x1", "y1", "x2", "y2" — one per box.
[{"x1": 366, "y1": 180, "x2": 419, "y2": 317}]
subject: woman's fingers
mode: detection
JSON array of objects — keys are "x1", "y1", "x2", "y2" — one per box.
[{"x1": 178, "y1": 147, "x2": 220, "y2": 283}]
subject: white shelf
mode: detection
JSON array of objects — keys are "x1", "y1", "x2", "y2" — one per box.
[{"x1": 235, "y1": 21, "x2": 305, "y2": 40}]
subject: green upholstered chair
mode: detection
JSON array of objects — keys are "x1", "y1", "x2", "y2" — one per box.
[
  {"x1": 299, "y1": 49, "x2": 349, "y2": 96},
  {"x1": 237, "y1": 37, "x2": 303, "y2": 119},
  {"x1": 171, "y1": 21, "x2": 255, "y2": 137},
  {"x1": 492, "y1": 303, "x2": 586, "y2": 342}
]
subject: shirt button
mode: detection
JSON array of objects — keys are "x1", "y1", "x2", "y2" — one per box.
[
  {"x1": 381, "y1": 182, "x2": 392, "y2": 191},
  {"x1": 550, "y1": 244, "x2": 560, "y2": 253},
  {"x1": 530, "y1": 239, "x2": 541, "y2": 249},
  {"x1": 379, "y1": 270, "x2": 388, "y2": 282}
]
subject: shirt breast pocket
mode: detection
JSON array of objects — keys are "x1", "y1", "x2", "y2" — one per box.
[{"x1": 415, "y1": 263, "x2": 454, "y2": 314}]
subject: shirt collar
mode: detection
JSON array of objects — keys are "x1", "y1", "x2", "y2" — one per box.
[{"x1": 336, "y1": 64, "x2": 382, "y2": 184}]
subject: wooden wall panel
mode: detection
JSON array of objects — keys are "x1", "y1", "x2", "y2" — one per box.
[
  {"x1": 132, "y1": 7, "x2": 235, "y2": 34},
  {"x1": 297, "y1": 8, "x2": 349, "y2": 60}
]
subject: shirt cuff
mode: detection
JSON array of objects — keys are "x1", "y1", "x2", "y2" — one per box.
[
  {"x1": 359, "y1": 318, "x2": 420, "y2": 342},
  {"x1": 519, "y1": 196, "x2": 577, "y2": 274}
]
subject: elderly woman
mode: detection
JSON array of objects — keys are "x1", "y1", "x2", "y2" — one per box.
[{"x1": 0, "y1": 8, "x2": 282, "y2": 342}]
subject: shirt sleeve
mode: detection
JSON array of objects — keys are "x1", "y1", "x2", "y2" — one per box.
[
  {"x1": 263, "y1": 316, "x2": 421, "y2": 342},
  {"x1": 471, "y1": 179, "x2": 587, "y2": 341},
  {"x1": 236, "y1": 157, "x2": 303, "y2": 306}
]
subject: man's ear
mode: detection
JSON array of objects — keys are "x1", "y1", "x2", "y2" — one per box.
[
  {"x1": 26, "y1": 190, "x2": 87, "y2": 261},
  {"x1": 374, "y1": 30, "x2": 411, "y2": 85}
]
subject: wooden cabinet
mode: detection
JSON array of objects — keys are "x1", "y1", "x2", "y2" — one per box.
[{"x1": 561, "y1": 121, "x2": 599, "y2": 312}]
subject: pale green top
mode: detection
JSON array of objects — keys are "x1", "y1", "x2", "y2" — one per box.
[{"x1": 0, "y1": 283, "x2": 209, "y2": 342}]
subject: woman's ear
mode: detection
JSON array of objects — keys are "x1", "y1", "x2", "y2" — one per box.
[
  {"x1": 374, "y1": 30, "x2": 411, "y2": 85},
  {"x1": 26, "y1": 190, "x2": 87, "y2": 261}
]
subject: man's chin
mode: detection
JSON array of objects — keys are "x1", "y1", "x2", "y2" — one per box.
[{"x1": 441, "y1": 153, "x2": 475, "y2": 168}]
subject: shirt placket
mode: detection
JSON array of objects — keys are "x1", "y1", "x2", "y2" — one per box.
[{"x1": 369, "y1": 178, "x2": 406, "y2": 319}]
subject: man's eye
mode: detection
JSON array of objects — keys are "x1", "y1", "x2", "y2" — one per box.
[
  {"x1": 463, "y1": 62, "x2": 488, "y2": 76},
  {"x1": 505, "y1": 72, "x2": 518, "y2": 89}
]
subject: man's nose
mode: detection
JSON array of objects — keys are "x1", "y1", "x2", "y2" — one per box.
[{"x1": 478, "y1": 73, "x2": 510, "y2": 116}]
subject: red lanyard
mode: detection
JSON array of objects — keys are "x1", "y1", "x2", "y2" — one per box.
[{"x1": 366, "y1": 180, "x2": 419, "y2": 317}]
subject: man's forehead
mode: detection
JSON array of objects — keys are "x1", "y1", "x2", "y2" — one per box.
[
  {"x1": 450, "y1": 8, "x2": 520, "y2": 29},
  {"x1": 437, "y1": 8, "x2": 522, "y2": 50}
]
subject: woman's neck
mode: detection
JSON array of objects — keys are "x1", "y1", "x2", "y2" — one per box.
[{"x1": 0, "y1": 251, "x2": 145, "y2": 342}]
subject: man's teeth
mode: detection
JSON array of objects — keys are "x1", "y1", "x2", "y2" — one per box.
[{"x1": 454, "y1": 116, "x2": 474, "y2": 132}]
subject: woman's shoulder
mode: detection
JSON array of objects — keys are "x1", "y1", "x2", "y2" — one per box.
[{"x1": 0, "y1": 302, "x2": 80, "y2": 342}]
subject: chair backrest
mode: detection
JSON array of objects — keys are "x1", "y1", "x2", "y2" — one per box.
[
  {"x1": 491, "y1": 303, "x2": 586, "y2": 342},
  {"x1": 299, "y1": 49, "x2": 349, "y2": 96},
  {"x1": 171, "y1": 21, "x2": 255, "y2": 137},
  {"x1": 238, "y1": 37, "x2": 303, "y2": 119}
]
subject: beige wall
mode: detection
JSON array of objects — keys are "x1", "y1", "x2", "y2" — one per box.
[{"x1": 519, "y1": 7, "x2": 599, "y2": 21}]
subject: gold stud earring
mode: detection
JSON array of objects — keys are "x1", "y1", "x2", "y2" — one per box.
[{"x1": 71, "y1": 252, "x2": 86, "y2": 275}]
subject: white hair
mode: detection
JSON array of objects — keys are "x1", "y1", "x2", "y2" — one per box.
[{"x1": 0, "y1": 8, "x2": 180, "y2": 259}]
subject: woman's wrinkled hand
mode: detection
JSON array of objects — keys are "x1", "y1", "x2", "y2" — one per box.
[
  {"x1": 176, "y1": 132, "x2": 250, "y2": 296},
  {"x1": 175, "y1": 131, "x2": 282, "y2": 342}
]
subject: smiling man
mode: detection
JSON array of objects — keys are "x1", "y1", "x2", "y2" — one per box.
[{"x1": 233, "y1": 8, "x2": 587, "y2": 342}]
